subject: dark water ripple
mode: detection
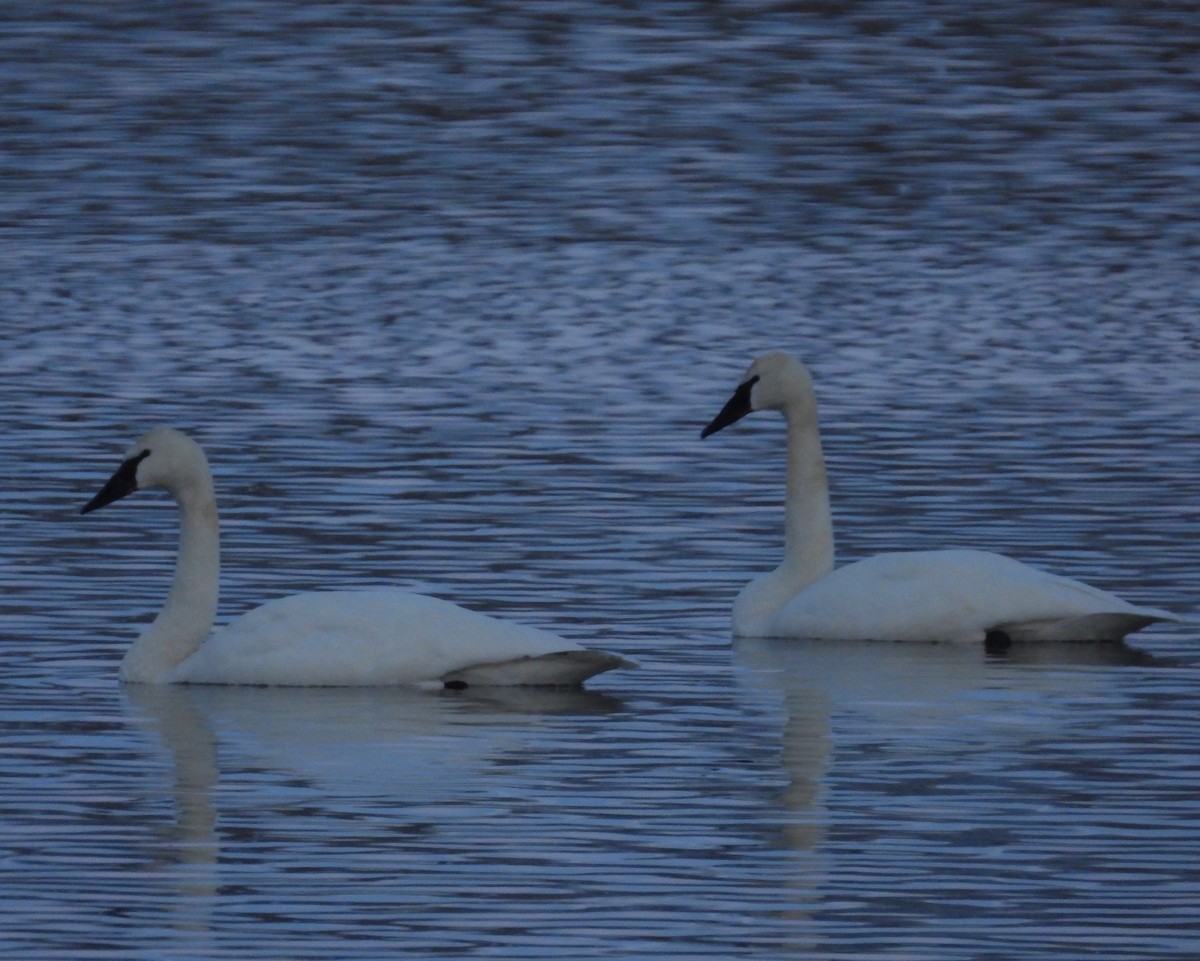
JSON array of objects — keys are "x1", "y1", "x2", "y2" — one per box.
[
  {"x1": 2, "y1": 2, "x2": 1199, "y2": 959},
  {"x1": 1, "y1": 1, "x2": 1198, "y2": 253}
]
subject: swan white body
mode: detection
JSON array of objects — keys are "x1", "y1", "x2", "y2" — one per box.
[
  {"x1": 82, "y1": 427, "x2": 631, "y2": 687},
  {"x1": 166, "y1": 590, "x2": 615, "y2": 687},
  {"x1": 702, "y1": 352, "x2": 1172, "y2": 643}
]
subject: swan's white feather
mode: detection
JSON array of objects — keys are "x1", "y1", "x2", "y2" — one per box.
[
  {"x1": 84, "y1": 427, "x2": 632, "y2": 687},
  {"x1": 704, "y1": 352, "x2": 1173, "y2": 644},
  {"x1": 168, "y1": 590, "x2": 592, "y2": 686},
  {"x1": 762, "y1": 549, "x2": 1172, "y2": 642}
]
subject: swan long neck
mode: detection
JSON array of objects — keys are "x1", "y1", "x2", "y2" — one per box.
[
  {"x1": 781, "y1": 401, "x2": 835, "y2": 588},
  {"x1": 120, "y1": 485, "x2": 219, "y2": 683},
  {"x1": 730, "y1": 393, "x2": 837, "y2": 636}
]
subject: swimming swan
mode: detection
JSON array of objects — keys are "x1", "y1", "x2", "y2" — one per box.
[
  {"x1": 700, "y1": 351, "x2": 1173, "y2": 643},
  {"x1": 81, "y1": 427, "x2": 633, "y2": 687}
]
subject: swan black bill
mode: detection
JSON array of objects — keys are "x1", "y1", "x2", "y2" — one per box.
[
  {"x1": 700, "y1": 376, "x2": 758, "y2": 438},
  {"x1": 81, "y1": 451, "x2": 148, "y2": 514}
]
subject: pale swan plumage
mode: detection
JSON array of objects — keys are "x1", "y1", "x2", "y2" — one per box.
[
  {"x1": 81, "y1": 427, "x2": 632, "y2": 687},
  {"x1": 701, "y1": 351, "x2": 1173, "y2": 643}
]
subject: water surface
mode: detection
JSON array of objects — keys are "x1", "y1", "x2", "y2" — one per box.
[{"x1": 2, "y1": 2, "x2": 1198, "y2": 959}]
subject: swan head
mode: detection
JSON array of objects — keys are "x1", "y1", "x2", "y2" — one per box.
[
  {"x1": 701, "y1": 351, "x2": 815, "y2": 438},
  {"x1": 81, "y1": 427, "x2": 213, "y2": 514}
]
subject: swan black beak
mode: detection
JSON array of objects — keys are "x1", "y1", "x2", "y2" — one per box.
[
  {"x1": 701, "y1": 376, "x2": 758, "y2": 439},
  {"x1": 81, "y1": 453, "x2": 146, "y2": 514}
]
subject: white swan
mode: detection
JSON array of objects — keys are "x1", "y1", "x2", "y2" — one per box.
[
  {"x1": 701, "y1": 351, "x2": 1173, "y2": 643},
  {"x1": 81, "y1": 427, "x2": 633, "y2": 687}
]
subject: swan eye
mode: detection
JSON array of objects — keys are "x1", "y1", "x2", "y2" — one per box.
[
  {"x1": 118, "y1": 449, "x2": 152, "y2": 480},
  {"x1": 742, "y1": 374, "x2": 761, "y2": 390},
  {"x1": 128, "y1": 448, "x2": 152, "y2": 473}
]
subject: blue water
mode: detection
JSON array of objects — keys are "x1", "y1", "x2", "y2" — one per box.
[{"x1": 2, "y1": 2, "x2": 1198, "y2": 958}]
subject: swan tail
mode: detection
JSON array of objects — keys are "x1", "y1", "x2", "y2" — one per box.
[
  {"x1": 994, "y1": 609, "x2": 1175, "y2": 643},
  {"x1": 441, "y1": 649, "x2": 636, "y2": 689}
]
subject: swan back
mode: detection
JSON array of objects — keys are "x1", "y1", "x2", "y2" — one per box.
[
  {"x1": 765, "y1": 550, "x2": 1172, "y2": 642},
  {"x1": 168, "y1": 590, "x2": 610, "y2": 687}
]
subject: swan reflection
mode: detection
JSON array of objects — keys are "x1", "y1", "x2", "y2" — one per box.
[
  {"x1": 733, "y1": 636, "x2": 1160, "y2": 851},
  {"x1": 123, "y1": 682, "x2": 625, "y2": 939}
]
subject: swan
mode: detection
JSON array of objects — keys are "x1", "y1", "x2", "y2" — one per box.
[
  {"x1": 81, "y1": 427, "x2": 633, "y2": 687},
  {"x1": 700, "y1": 351, "x2": 1173, "y2": 643}
]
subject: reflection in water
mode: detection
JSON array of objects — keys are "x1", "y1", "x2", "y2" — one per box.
[
  {"x1": 983, "y1": 636, "x2": 1166, "y2": 667},
  {"x1": 123, "y1": 687, "x2": 220, "y2": 943},
  {"x1": 732, "y1": 637, "x2": 1197, "y2": 955},
  {"x1": 736, "y1": 636, "x2": 1168, "y2": 709},
  {"x1": 731, "y1": 636, "x2": 1165, "y2": 852},
  {"x1": 122, "y1": 682, "x2": 626, "y2": 948},
  {"x1": 129, "y1": 682, "x2": 625, "y2": 803}
]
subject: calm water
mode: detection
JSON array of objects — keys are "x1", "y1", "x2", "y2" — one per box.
[{"x1": 2, "y1": 2, "x2": 1199, "y2": 958}]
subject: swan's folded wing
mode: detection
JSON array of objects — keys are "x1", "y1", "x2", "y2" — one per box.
[
  {"x1": 169, "y1": 590, "x2": 599, "y2": 686},
  {"x1": 768, "y1": 549, "x2": 1171, "y2": 643},
  {"x1": 442, "y1": 650, "x2": 635, "y2": 688}
]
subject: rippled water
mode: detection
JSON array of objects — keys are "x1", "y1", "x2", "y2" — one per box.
[{"x1": 2, "y1": 2, "x2": 1199, "y2": 959}]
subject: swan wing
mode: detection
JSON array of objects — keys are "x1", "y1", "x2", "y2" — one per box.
[
  {"x1": 768, "y1": 550, "x2": 1171, "y2": 642},
  {"x1": 169, "y1": 590, "x2": 619, "y2": 687},
  {"x1": 442, "y1": 650, "x2": 636, "y2": 687}
]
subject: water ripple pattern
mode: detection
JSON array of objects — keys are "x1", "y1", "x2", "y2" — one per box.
[{"x1": 1, "y1": 2, "x2": 1198, "y2": 960}]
